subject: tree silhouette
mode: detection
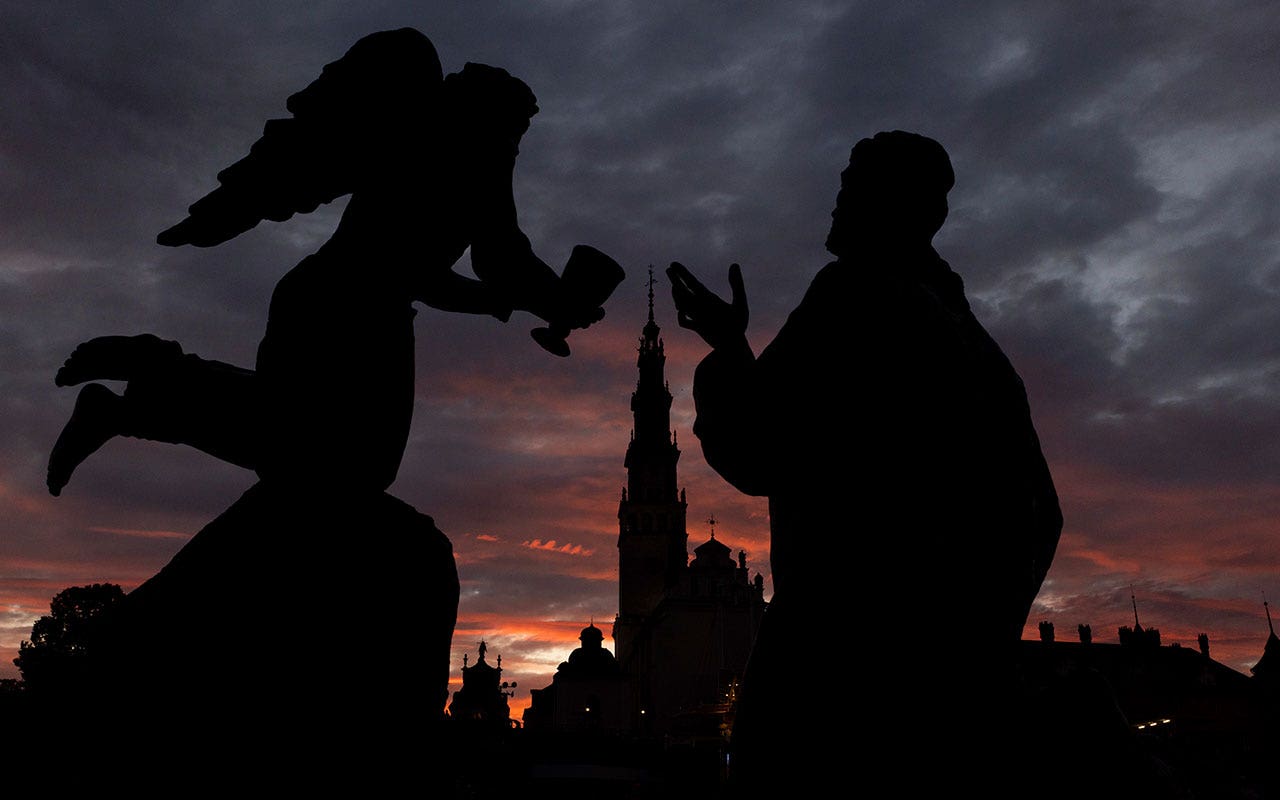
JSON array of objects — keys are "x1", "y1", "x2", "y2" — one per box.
[{"x1": 15, "y1": 583, "x2": 124, "y2": 692}]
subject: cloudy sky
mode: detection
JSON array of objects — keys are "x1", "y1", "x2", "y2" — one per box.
[{"x1": 3, "y1": 1, "x2": 1279, "y2": 712}]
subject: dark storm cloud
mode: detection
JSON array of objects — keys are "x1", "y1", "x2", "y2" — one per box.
[
  {"x1": 976, "y1": 268, "x2": 1126, "y2": 416},
  {"x1": 870, "y1": 1, "x2": 1280, "y2": 491},
  {"x1": 982, "y1": 149, "x2": 1280, "y2": 486},
  {"x1": 1127, "y1": 166, "x2": 1280, "y2": 384},
  {"x1": 0, "y1": 6, "x2": 297, "y2": 255},
  {"x1": 498, "y1": 2, "x2": 860, "y2": 320}
]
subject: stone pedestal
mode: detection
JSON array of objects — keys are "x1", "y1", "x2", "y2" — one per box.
[{"x1": 78, "y1": 482, "x2": 460, "y2": 788}]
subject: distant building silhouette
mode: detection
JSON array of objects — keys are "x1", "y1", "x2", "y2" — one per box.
[
  {"x1": 1021, "y1": 622, "x2": 1254, "y2": 738},
  {"x1": 526, "y1": 271, "x2": 766, "y2": 737},
  {"x1": 1251, "y1": 599, "x2": 1280, "y2": 682},
  {"x1": 1251, "y1": 599, "x2": 1280, "y2": 800},
  {"x1": 1017, "y1": 604, "x2": 1280, "y2": 799},
  {"x1": 448, "y1": 640, "x2": 516, "y2": 729},
  {"x1": 525, "y1": 622, "x2": 629, "y2": 732},
  {"x1": 1039, "y1": 620, "x2": 1055, "y2": 642},
  {"x1": 1117, "y1": 588, "x2": 1162, "y2": 649}
]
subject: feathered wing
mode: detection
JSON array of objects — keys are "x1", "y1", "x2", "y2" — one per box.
[{"x1": 158, "y1": 27, "x2": 444, "y2": 248}]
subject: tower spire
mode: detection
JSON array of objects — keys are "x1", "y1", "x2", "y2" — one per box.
[
  {"x1": 616, "y1": 272, "x2": 688, "y2": 664},
  {"x1": 1131, "y1": 585, "x2": 1141, "y2": 629},
  {"x1": 641, "y1": 266, "x2": 661, "y2": 346},
  {"x1": 647, "y1": 265, "x2": 656, "y2": 325},
  {"x1": 1266, "y1": 592, "x2": 1275, "y2": 637}
]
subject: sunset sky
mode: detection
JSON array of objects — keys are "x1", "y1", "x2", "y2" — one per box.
[{"x1": 3, "y1": 2, "x2": 1280, "y2": 716}]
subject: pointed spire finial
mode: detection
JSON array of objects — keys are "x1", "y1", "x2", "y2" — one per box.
[
  {"x1": 1266, "y1": 591, "x2": 1275, "y2": 637},
  {"x1": 1131, "y1": 584, "x2": 1141, "y2": 628},
  {"x1": 708, "y1": 514, "x2": 717, "y2": 539},
  {"x1": 647, "y1": 265, "x2": 656, "y2": 324}
]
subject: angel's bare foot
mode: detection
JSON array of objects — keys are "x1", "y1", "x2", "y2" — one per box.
[
  {"x1": 48, "y1": 384, "x2": 123, "y2": 496},
  {"x1": 55, "y1": 334, "x2": 182, "y2": 387}
]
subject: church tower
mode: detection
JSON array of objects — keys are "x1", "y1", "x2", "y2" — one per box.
[
  {"x1": 529, "y1": 279, "x2": 765, "y2": 734},
  {"x1": 614, "y1": 269, "x2": 688, "y2": 663}
]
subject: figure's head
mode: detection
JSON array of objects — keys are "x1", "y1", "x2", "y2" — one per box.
[
  {"x1": 444, "y1": 62, "x2": 539, "y2": 143},
  {"x1": 286, "y1": 27, "x2": 445, "y2": 121},
  {"x1": 825, "y1": 131, "x2": 954, "y2": 258}
]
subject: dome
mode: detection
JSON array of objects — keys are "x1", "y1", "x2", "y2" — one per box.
[
  {"x1": 579, "y1": 623, "x2": 604, "y2": 646},
  {"x1": 691, "y1": 535, "x2": 733, "y2": 569},
  {"x1": 560, "y1": 621, "x2": 618, "y2": 676}
]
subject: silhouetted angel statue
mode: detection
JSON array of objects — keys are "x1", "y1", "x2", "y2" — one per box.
[{"x1": 47, "y1": 28, "x2": 623, "y2": 497}]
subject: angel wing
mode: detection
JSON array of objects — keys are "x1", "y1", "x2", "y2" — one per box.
[{"x1": 157, "y1": 27, "x2": 444, "y2": 248}]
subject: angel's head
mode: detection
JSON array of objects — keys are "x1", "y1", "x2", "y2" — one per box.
[
  {"x1": 286, "y1": 28, "x2": 445, "y2": 123},
  {"x1": 444, "y1": 63, "x2": 539, "y2": 145}
]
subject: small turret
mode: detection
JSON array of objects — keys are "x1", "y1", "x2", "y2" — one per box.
[{"x1": 1038, "y1": 620, "x2": 1055, "y2": 643}]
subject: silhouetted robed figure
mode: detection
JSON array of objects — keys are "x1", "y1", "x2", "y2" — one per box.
[
  {"x1": 669, "y1": 132, "x2": 1063, "y2": 795},
  {"x1": 39, "y1": 28, "x2": 622, "y2": 790}
]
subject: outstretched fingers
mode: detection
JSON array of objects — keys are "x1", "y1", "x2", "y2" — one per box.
[
  {"x1": 667, "y1": 261, "x2": 703, "y2": 296},
  {"x1": 666, "y1": 261, "x2": 750, "y2": 351},
  {"x1": 728, "y1": 263, "x2": 747, "y2": 318},
  {"x1": 667, "y1": 262, "x2": 706, "y2": 330}
]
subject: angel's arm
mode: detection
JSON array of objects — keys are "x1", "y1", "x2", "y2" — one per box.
[{"x1": 413, "y1": 270, "x2": 513, "y2": 321}]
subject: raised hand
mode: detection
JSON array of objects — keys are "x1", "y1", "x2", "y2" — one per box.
[{"x1": 666, "y1": 261, "x2": 748, "y2": 352}]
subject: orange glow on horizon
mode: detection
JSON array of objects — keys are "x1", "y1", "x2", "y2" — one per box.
[{"x1": 1045, "y1": 462, "x2": 1280, "y2": 581}]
